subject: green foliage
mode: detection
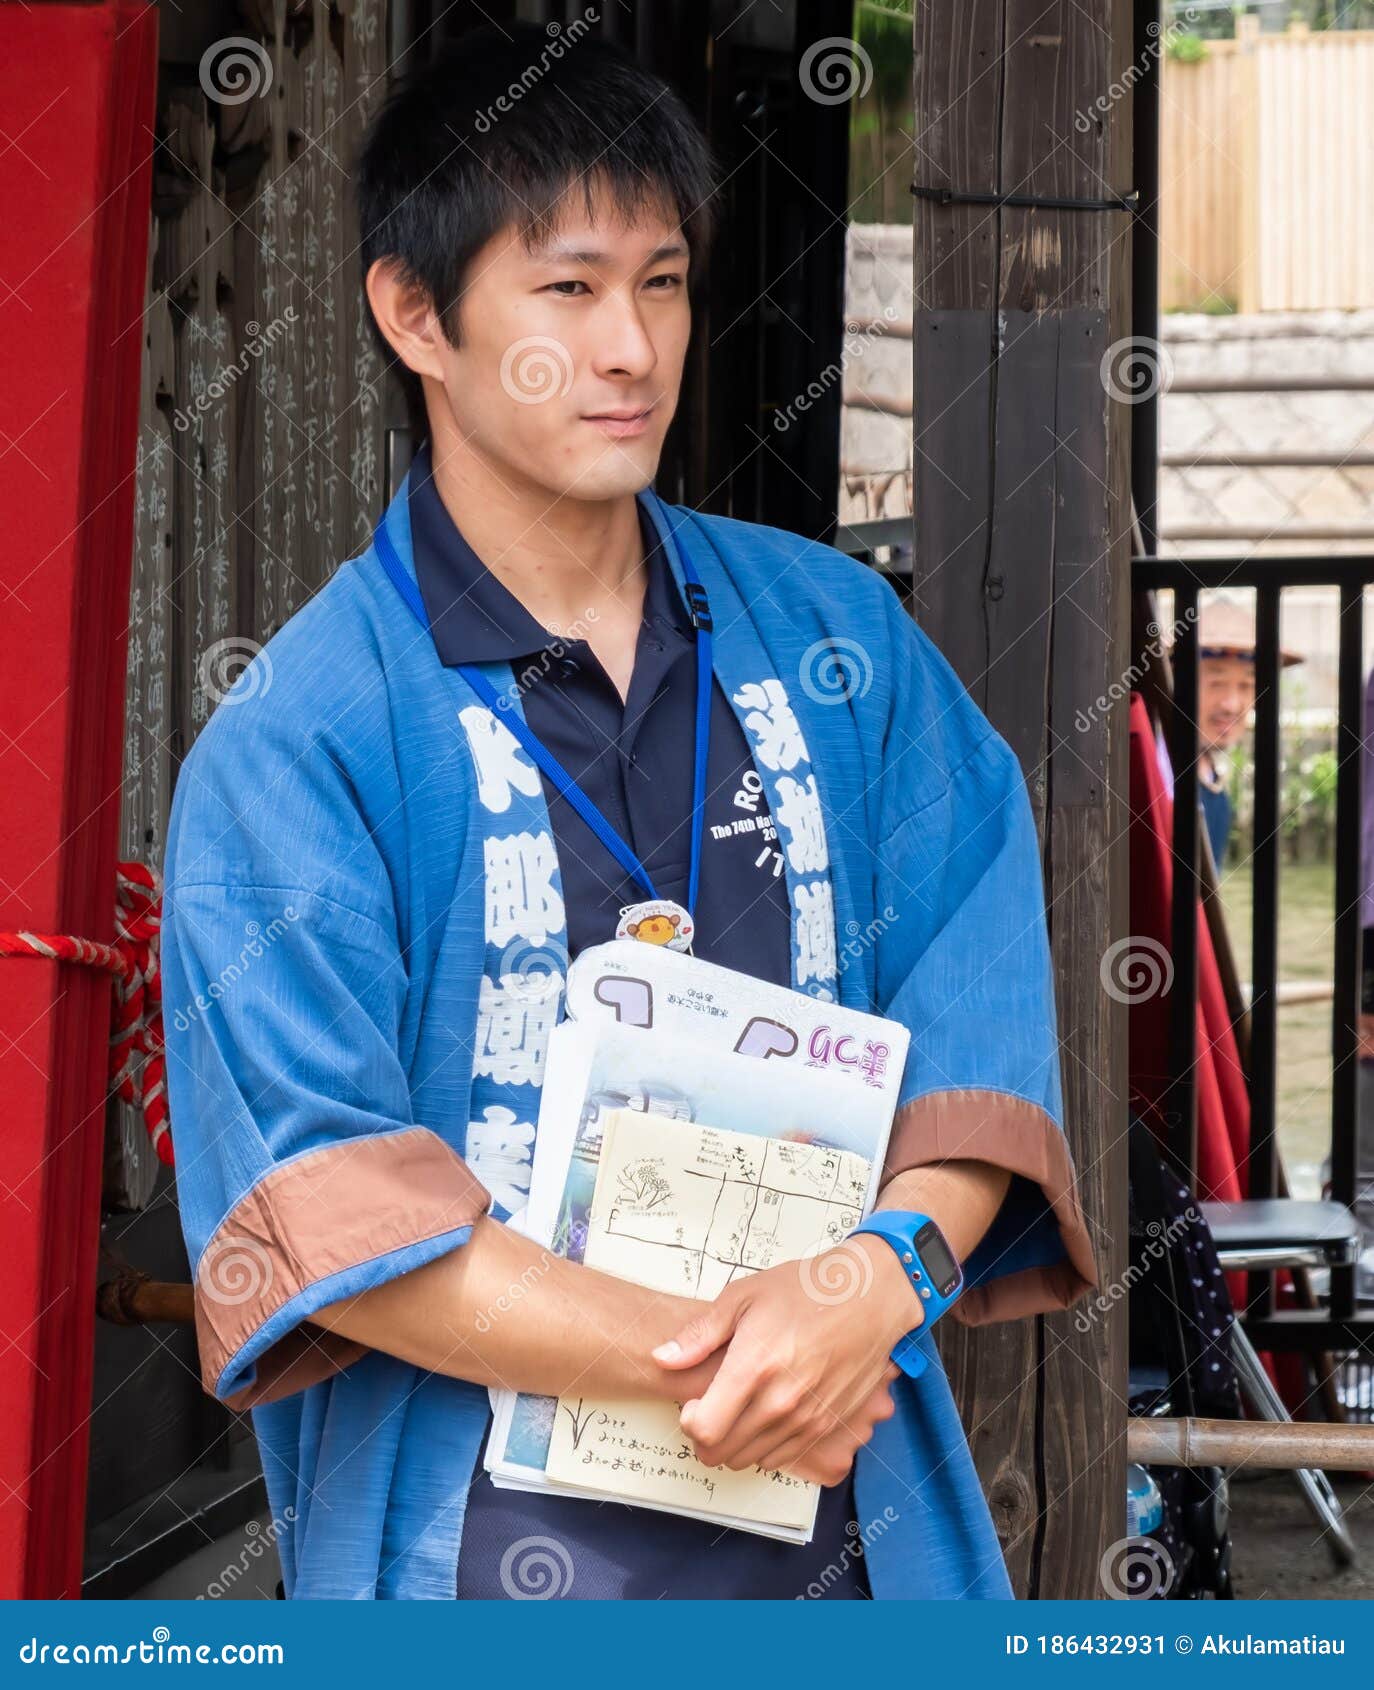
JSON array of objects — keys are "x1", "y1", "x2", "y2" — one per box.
[
  {"x1": 1166, "y1": 31, "x2": 1209, "y2": 62},
  {"x1": 849, "y1": 1, "x2": 917, "y2": 226},
  {"x1": 1226, "y1": 691, "x2": 1340, "y2": 866}
]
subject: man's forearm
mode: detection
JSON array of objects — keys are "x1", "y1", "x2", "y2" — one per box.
[
  {"x1": 875, "y1": 1160, "x2": 1012, "y2": 1261},
  {"x1": 307, "y1": 1164, "x2": 1006, "y2": 1418},
  {"x1": 309, "y1": 1212, "x2": 719, "y2": 1402}
]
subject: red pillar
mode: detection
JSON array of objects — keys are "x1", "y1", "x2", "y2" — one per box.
[{"x1": 0, "y1": 0, "x2": 158, "y2": 1598}]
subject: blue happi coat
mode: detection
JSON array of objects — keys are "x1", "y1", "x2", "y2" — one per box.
[{"x1": 161, "y1": 469, "x2": 1098, "y2": 1600}]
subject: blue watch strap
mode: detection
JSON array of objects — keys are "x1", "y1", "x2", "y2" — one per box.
[{"x1": 848, "y1": 1210, "x2": 964, "y2": 1381}]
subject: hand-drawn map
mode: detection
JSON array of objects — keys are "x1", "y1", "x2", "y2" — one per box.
[{"x1": 541, "y1": 1108, "x2": 871, "y2": 1530}]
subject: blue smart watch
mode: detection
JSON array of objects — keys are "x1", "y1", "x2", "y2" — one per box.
[{"x1": 848, "y1": 1210, "x2": 964, "y2": 1380}]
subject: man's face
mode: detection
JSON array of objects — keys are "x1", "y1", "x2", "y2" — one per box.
[
  {"x1": 1199, "y1": 654, "x2": 1256, "y2": 752},
  {"x1": 426, "y1": 179, "x2": 690, "y2": 502}
]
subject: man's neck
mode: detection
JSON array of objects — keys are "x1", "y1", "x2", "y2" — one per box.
[{"x1": 423, "y1": 433, "x2": 648, "y2": 640}]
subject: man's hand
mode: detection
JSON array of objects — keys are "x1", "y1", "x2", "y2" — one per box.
[{"x1": 650, "y1": 1236, "x2": 917, "y2": 1484}]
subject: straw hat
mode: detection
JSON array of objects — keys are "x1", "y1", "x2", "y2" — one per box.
[{"x1": 1193, "y1": 594, "x2": 1302, "y2": 668}]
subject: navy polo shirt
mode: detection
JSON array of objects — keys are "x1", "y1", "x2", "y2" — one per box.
[
  {"x1": 406, "y1": 444, "x2": 869, "y2": 1599},
  {"x1": 409, "y1": 443, "x2": 793, "y2": 975}
]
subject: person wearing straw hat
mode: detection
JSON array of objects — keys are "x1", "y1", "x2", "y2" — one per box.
[{"x1": 1193, "y1": 594, "x2": 1301, "y2": 870}]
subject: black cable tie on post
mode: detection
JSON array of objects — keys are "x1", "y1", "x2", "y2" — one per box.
[{"x1": 911, "y1": 182, "x2": 1139, "y2": 214}]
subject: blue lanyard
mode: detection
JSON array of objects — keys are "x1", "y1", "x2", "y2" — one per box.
[{"x1": 372, "y1": 495, "x2": 713, "y2": 915}]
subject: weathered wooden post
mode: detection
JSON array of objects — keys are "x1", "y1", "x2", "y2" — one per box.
[{"x1": 911, "y1": 1, "x2": 1132, "y2": 1597}]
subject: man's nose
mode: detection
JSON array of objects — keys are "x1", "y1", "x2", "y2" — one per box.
[{"x1": 591, "y1": 294, "x2": 659, "y2": 381}]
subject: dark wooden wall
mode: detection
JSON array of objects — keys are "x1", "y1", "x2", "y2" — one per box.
[
  {"x1": 90, "y1": 0, "x2": 389, "y2": 1589},
  {"x1": 910, "y1": 0, "x2": 1131, "y2": 1600}
]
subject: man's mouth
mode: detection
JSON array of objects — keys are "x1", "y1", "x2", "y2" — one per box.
[{"x1": 582, "y1": 404, "x2": 656, "y2": 439}]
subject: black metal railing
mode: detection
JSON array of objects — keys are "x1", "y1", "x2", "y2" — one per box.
[{"x1": 1133, "y1": 552, "x2": 1374, "y2": 1353}]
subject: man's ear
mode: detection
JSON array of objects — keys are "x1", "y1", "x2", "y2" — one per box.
[{"x1": 364, "y1": 256, "x2": 451, "y2": 383}]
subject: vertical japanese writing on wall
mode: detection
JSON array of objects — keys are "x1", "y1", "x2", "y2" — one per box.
[{"x1": 117, "y1": 0, "x2": 389, "y2": 1210}]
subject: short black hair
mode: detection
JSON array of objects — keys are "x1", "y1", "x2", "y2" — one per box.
[{"x1": 355, "y1": 21, "x2": 720, "y2": 442}]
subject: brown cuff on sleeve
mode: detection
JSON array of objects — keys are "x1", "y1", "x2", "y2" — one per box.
[
  {"x1": 881, "y1": 1089, "x2": 1099, "y2": 1327},
  {"x1": 194, "y1": 1125, "x2": 492, "y2": 1410}
]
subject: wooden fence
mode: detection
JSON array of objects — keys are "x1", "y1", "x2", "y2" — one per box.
[{"x1": 1161, "y1": 18, "x2": 1374, "y2": 313}]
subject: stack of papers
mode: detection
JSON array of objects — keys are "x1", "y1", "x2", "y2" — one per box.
[{"x1": 485, "y1": 940, "x2": 910, "y2": 1542}]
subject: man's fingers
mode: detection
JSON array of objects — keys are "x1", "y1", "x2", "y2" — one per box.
[
  {"x1": 652, "y1": 1293, "x2": 739, "y2": 1371},
  {"x1": 677, "y1": 1334, "x2": 772, "y2": 1447},
  {"x1": 722, "y1": 1369, "x2": 884, "y2": 1472},
  {"x1": 757, "y1": 1424, "x2": 856, "y2": 1487},
  {"x1": 753, "y1": 1379, "x2": 896, "y2": 1480},
  {"x1": 690, "y1": 1375, "x2": 811, "y2": 1469}
]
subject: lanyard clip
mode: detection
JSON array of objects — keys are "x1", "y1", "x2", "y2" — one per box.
[{"x1": 683, "y1": 580, "x2": 713, "y2": 633}]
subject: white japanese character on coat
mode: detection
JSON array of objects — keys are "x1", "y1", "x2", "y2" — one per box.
[
  {"x1": 474, "y1": 971, "x2": 562, "y2": 1086},
  {"x1": 775, "y1": 772, "x2": 829, "y2": 874},
  {"x1": 459, "y1": 705, "x2": 542, "y2": 814},
  {"x1": 795, "y1": 878, "x2": 838, "y2": 990},
  {"x1": 484, "y1": 830, "x2": 564, "y2": 948},
  {"x1": 465, "y1": 1104, "x2": 536, "y2": 1216},
  {"x1": 732, "y1": 679, "x2": 805, "y2": 772}
]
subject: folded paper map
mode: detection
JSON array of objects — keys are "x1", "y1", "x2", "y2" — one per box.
[{"x1": 541, "y1": 1107, "x2": 871, "y2": 1532}]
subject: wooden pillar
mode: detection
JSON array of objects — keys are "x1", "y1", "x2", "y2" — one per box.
[{"x1": 911, "y1": 1, "x2": 1131, "y2": 1599}]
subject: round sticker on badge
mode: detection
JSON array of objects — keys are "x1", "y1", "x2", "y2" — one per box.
[{"x1": 617, "y1": 898, "x2": 694, "y2": 952}]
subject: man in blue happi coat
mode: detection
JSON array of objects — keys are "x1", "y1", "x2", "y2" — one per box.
[{"x1": 161, "y1": 24, "x2": 1098, "y2": 1600}]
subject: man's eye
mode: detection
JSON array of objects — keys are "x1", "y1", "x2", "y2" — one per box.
[
  {"x1": 646, "y1": 273, "x2": 685, "y2": 290},
  {"x1": 546, "y1": 280, "x2": 591, "y2": 296}
]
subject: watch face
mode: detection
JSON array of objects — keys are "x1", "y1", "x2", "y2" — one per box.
[{"x1": 916, "y1": 1219, "x2": 962, "y2": 1297}]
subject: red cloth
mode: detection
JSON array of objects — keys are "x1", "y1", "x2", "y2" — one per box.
[
  {"x1": 1128, "y1": 693, "x2": 1306, "y2": 1413},
  {"x1": 1128, "y1": 692, "x2": 1249, "y2": 1205},
  {"x1": 0, "y1": 2, "x2": 158, "y2": 1598}
]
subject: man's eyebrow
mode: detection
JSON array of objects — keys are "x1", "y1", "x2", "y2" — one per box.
[{"x1": 530, "y1": 239, "x2": 690, "y2": 265}]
